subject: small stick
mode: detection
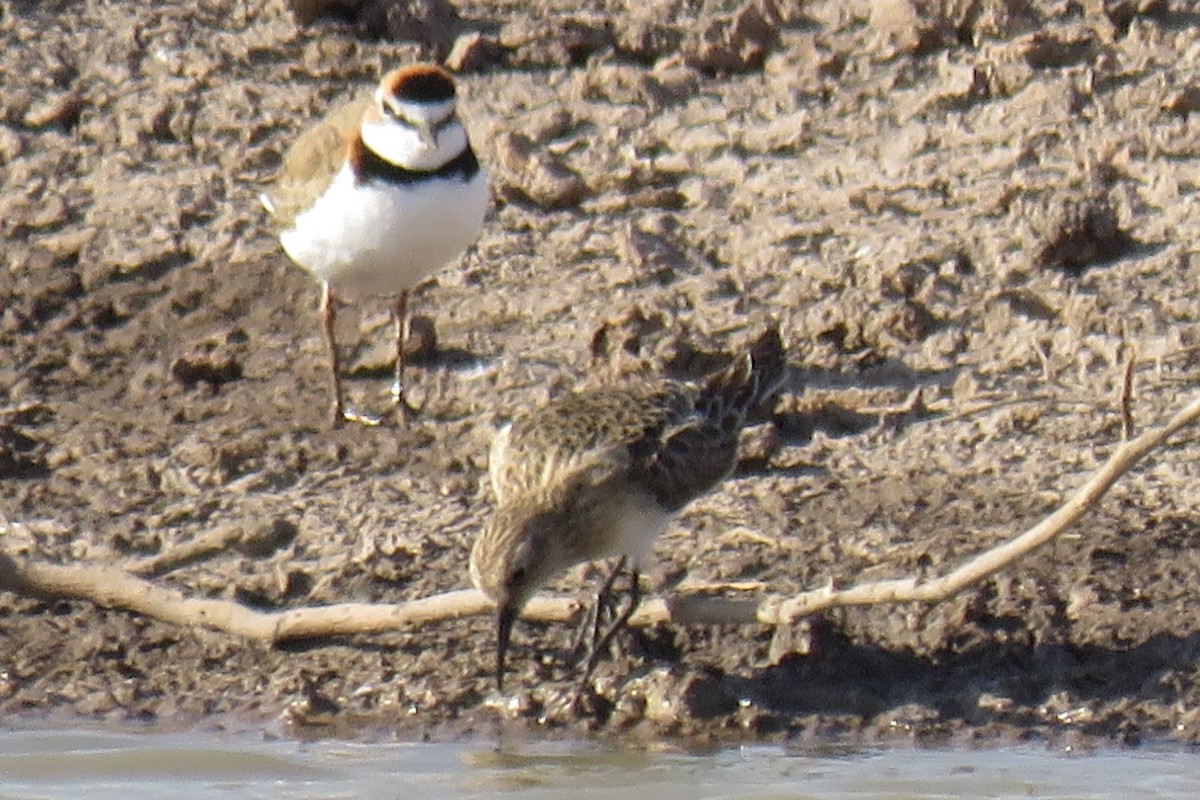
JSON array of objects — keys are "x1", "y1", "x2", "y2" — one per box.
[
  {"x1": 3, "y1": 394, "x2": 1200, "y2": 642},
  {"x1": 1120, "y1": 343, "x2": 1137, "y2": 440}
]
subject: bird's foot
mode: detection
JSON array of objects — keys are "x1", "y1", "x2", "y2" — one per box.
[
  {"x1": 389, "y1": 379, "x2": 421, "y2": 423},
  {"x1": 338, "y1": 407, "x2": 384, "y2": 427}
]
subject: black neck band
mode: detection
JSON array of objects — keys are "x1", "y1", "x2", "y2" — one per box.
[{"x1": 353, "y1": 139, "x2": 480, "y2": 187}]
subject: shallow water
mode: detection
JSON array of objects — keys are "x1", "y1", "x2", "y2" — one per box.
[{"x1": 0, "y1": 727, "x2": 1197, "y2": 800}]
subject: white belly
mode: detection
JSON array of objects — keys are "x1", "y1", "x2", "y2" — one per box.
[
  {"x1": 280, "y1": 166, "x2": 488, "y2": 297},
  {"x1": 607, "y1": 491, "x2": 673, "y2": 568}
]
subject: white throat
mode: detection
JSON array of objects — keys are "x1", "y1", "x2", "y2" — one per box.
[
  {"x1": 360, "y1": 116, "x2": 468, "y2": 172},
  {"x1": 383, "y1": 96, "x2": 455, "y2": 127}
]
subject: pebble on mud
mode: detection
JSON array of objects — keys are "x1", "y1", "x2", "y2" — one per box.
[
  {"x1": 1164, "y1": 85, "x2": 1200, "y2": 117},
  {"x1": 287, "y1": 0, "x2": 459, "y2": 49},
  {"x1": 493, "y1": 130, "x2": 589, "y2": 210},
  {"x1": 22, "y1": 91, "x2": 85, "y2": 130},
  {"x1": 499, "y1": 16, "x2": 614, "y2": 68},
  {"x1": 682, "y1": 0, "x2": 781, "y2": 74},
  {"x1": 170, "y1": 334, "x2": 246, "y2": 392},
  {"x1": 1035, "y1": 193, "x2": 1136, "y2": 275},
  {"x1": 445, "y1": 31, "x2": 505, "y2": 72},
  {"x1": 0, "y1": 424, "x2": 49, "y2": 480}
]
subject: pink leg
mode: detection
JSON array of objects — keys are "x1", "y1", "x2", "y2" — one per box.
[
  {"x1": 320, "y1": 281, "x2": 344, "y2": 427},
  {"x1": 391, "y1": 289, "x2": 412, "y2": 419}
]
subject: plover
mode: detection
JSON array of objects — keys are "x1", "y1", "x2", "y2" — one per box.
[
  {"x1": 263, "y1": 64, "x2": 488, "y2": 426},
  {"x1": 470, "y1": 327, "x2": 787, "y2": 689}
]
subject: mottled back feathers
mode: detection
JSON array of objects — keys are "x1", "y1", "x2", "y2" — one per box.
[{"x1": 488, "y1": 326, "x2": 787, "y2": 514}]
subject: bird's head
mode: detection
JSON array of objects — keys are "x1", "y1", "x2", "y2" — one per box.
[
  {"x1": 374, "y1": 64, "x2": 459, "y2": 149},
  {"x1": 470, "y1": 498, "x2": 576, "y2": 691}
]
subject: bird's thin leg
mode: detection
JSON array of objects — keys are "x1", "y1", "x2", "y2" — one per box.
[
  {"x1": 319, "y1": 281, "x2": 345, "y2": 428},
  {"x1": 571, "y1": 595, "x2": 600, "y2": 663},
  {"x1": 593, "y1": 557, "x2": 627, "y2": 651},
  {"x1": 389, "y1": 289, "x2": 414, "y2": 420},
  {"x1": 571, "y1": 557, "x2": 625, "y2": 663},
  {"x1": 581, "y1": 561, "x2": 641, "y2": 685}
]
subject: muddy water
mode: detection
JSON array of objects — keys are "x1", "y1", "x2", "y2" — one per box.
[{"x1": 0, "y1": 728, "x2": 1197, "y2": 799}]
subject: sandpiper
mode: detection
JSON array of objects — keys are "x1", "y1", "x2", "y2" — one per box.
[
  {"x1": 469, "y1": 327, "x2": 787, "y2": 689},
  {"x1": 263, "y1": 64, "x2": 488, "y2": 426}
]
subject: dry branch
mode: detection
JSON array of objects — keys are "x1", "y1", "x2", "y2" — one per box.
[
  {"x1": 2, "y1": 393, "x2": 1200, "y2": 641},
  {"x1": 126, "y1": 525, "x2": 246, "y2": 578},
  {"x1": 751, "y1": 391, "x2": 1200, "y2": 625},
  {"x1": 1121, "y1": 343, "x2": 1137, "y2": 440},
  {"x1": 127, "y1": 519, "x2": 298, "y2": 578},
  {"x1": 0, "y1": 552, "x2": 579, "y2": 643}
]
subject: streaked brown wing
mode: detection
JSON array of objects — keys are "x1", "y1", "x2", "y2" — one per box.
[
  {"x1": 632, "y1": 415, "x2": 739, "y2": 512},
  {"x1": 267, "y1": 97, "x2": 369, "y2": 225},
  {"x1": 490, "y1": 382, "x2": 691, "y2": 500}
]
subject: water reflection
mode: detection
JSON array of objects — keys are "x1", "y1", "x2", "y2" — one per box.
[{"x1": 0, "y1": 726, "x2": 1197, "y2": 800}]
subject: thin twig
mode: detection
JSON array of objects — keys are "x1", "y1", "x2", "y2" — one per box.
[
  {"x1": 2, "y1": 394, "x2": 1199, "y2": 640},
  {"x1": 127, "y1": 525, "x2": 246, "y2": 578},
  {"x1": 127, "y1": 520, "x2": 297, "y2": 578},
  {"x1": 754, "y1": 391, "x2": 1200, "y2": 625},
  {"x1": 1121, "y1": 344, "x2": 1137, "y2": 440},
  {"x1": 0, "y1": 552, "x2": 578, "y2": 643}
]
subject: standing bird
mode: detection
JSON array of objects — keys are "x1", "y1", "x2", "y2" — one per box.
[
  {"x1": 263, "y1": 64, "x2": 488, "y2": 426},
  {"x1": 470, "y1": 328, "x2": 787, "y2": 690}
]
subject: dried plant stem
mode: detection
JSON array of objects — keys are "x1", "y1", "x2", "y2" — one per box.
[
  {"x1": 3, "y1": 394, "x2": 1199, "y2": 641},
  {"x1": 0, "y1": 553, "x2": 577, "y2": 643},
  {"x1": 1121, "y1": 344, "x2": 1137, "y2": 440}
]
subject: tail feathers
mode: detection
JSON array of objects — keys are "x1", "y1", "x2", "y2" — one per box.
[
  {"x1": 644, "y1": 326, "x2": 787, "y2": 512},
  {"x1": 746, "y1": 324, "x2": 787, "y2": 404},
  {"x1": 700, "y1": 325, "x2": 787, "y2": 423}
]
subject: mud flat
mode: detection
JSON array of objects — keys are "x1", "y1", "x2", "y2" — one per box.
[{"x1": 4, "y1": 0, "x2": 1200, "y2": 744}]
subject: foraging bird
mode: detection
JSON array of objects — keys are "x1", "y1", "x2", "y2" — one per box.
[
  {"x1": 470, "y1": 327, "x2": 787, "y2": 689},
  {"x1": 263, "y1": 64, "x2": 488, "y2": 426}
]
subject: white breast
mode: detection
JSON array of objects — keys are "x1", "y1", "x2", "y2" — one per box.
[
  {"x1": 280, "y1": 164, "x2": 488, "y2": 297},
  {"x1": 606, "y1": 490, "x2": 673, "y2": 568}
]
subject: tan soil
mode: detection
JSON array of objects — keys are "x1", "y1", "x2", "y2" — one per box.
[{"x1": 4, "y1": 0, "x2": 1200, "y2": 746}]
